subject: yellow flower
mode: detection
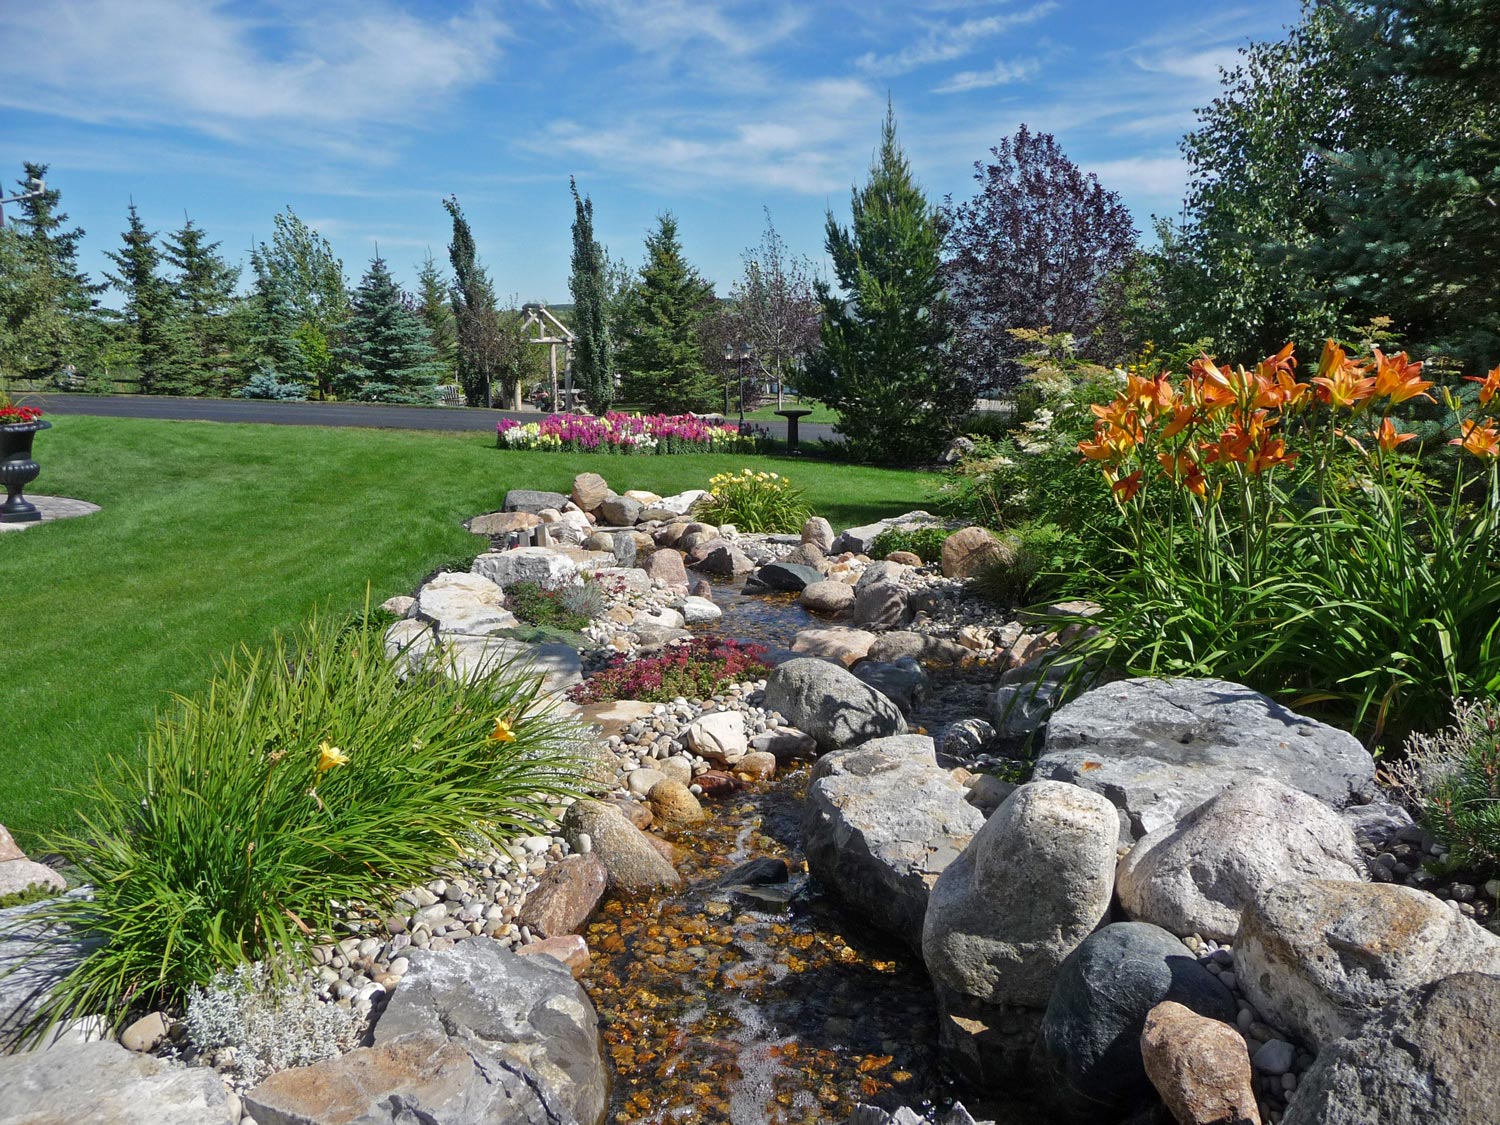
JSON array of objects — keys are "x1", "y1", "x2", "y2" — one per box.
[
  {"x1": 317, "y1": 741, "x2": 349, "y2": 772},
  {"x1": 490, "y1": 716, "x2": 516, "y2": 742}
]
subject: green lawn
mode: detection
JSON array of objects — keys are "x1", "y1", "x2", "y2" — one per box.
[{"x1": 1, "y1": 415, "x2": 928, "y2": 844}]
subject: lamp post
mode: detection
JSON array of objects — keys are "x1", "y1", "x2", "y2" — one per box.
[
  {"x1": 723, "y1": 341, "x2": 752, "y2": 428},
  {"x1": 0, "y1": 176, "x2": 45, "y2": 227}
]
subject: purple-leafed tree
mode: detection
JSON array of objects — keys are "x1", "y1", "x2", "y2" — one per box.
[{"x1": 944, "y1": 125, "x2": 1138, "y2": 391}]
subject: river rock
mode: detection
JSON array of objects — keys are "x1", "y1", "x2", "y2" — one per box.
[
  {"x1": 1283, "y1": 972, "x2": 1500, "y2": 1125},
  {"x1": 577, "y1": 699, "x2": 657, "y2": 737},
  {"x1": 119, "y1": 1011, "x2": 170, "y2": 1054},
  {"x1": 851, "y1": 581, "x2": 911, "y2": 629},
  {"x1": 1141, "y1": 1001, "x2": 1261, "y2": 1125},
  {"x1": 696, "y1": 544, "x2": 755, "y2": 577},
  {"x1": 1033, "y1": 922, "x2": 1236, "y2": 1121},
  {"x1": 560, "y1": 800, "x2": 681, "y2": 892},
  {"x1": 570, "y1": 472, "x2": 611, "y2": 512},
  {"x1": 679, "y1": 596, "x2": 721, "y2": 623},
  {"x1": 1116, "y1": 777, "x2": 1367, "y2": 942},
  {"x1": 0, "y1": 1040, "x2": 233, "y2": 1125},
  {"x1": 625, "y1": 768, "x2": 668, "y2": 797},
  {"x1": 868, "y1": 631, "x2": 970, "y2": 667},
  {"x1": 472, "y1": 547, "x2": 579, "y2": 591},
  {"x1": 411, "y1": 571, "x2": 516, "y2": 636},
  {"x1": 751, "y1": 727, "x2": 818, "y2": 761},
  {"x1": 780, "y1": 543, "x2": 830, "y2": 571},
  {"x1": 599, "y1": 494, "x2": 643, "y2": 526},
  {"x1": 757, "y1": 560, "x2": 824, "y2": 592},
  {"x1": 1037, "y1": 677, "x2": 1378, "y2": 842},
  {"x1": 738, "y1": 751, "x2": 777, "y2": 780},
  {"x1": 922, "y1": 781, "x2": 1117, "y2": 1008},
  {"x1": 682, "y1": 710, "x2": 749, "y2": 765},
  {"x1": 647, "y1": 779, "x2": 705, "y2": 829},
  {"x1": 517, "y1": 855, "x2": 608, "y2": 938},
  {"x1": 856, "y1": 560, "x2": 909, "y2": 589},
  {"x1": 763, "y1": 657, "x2": 906, "y2": 752},
  {"x1": 804, "y1": 735, "x2": 984, "y2": 951},
  {"x1": 513, "y1": 934, "x2": 590, "y2": 979},
  {"x1": 633, "y1": 605, "x2": 685, "y2": 630},
  {"x1": 0, "y1": 858, "x2": 66, "y2": 897},
  {"x1": 1236, "y1": 879, "x2": 1500, "y2": 1050},
  {"x1": 799, "y1": 580, "x2": 856, "y2": 615},
  {"x1": 642, "y1": 548, "x2": 689, "y2": 590},
  {"x1": 503, "y1": 488, "x2": 570, "y2": 515},
  {"x1": 941, "y1": 526, "x2": 1012, "y2": 579},
  {"x1": 885, "y1": 550, "x2": 923, "y2": 566},
  {"x1": 852, "y1": 657, "x2": 928, "y2": 714},
  {"x1": 802, "y1": 516, "x2": 835, "y2": 553},
  {"x1": 790, "y1": 626, "x2": 875, "y2": 665}
]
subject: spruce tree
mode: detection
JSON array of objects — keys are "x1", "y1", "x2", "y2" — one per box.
[
  {"x1": 104, "y1": 202, "x2": 195, "y2": 395},
  {"x1": 163, "y1": 216, "x2": 240, "y2": 393},
  {"x1": 335, "y1": 254, "x2": 441, "y2": 403},
  {"x1": 444, "y1": 196, "x2": 507, "y2": 407},
  {"x1": 568, "y1": 178, "x2": 615, "y2": 413},
  {"x1": 244, "y1": 245, "x2": 308, "y2": 387},
  {"x1": 415, "y1": 251, "x2": 457, "y2": 382},
  {"x1": 801, "y1": 107, "x2": 960, "y2": 464},
  {"x1": 615, "y1": 213, "x2": 715, "y2": 413}
]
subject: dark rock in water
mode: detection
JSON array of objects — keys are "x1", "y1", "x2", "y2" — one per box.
[
  {"x1": 718, "y1": 857, "x2": 790, "y2": 886},
  {"x1": 853, "y1": 657, "x2": 929, "y2": 714},
  {"x1": 503, "y1": 488, "x2": 570, "y2": 514},
  {"x1": 1033, "y1": 922, "x2": 1236, "y2": 1122},
  {"x1": 689, "y1": 579, "x2": 713, "y2": 598},
  {"x1": 757, "y1": 561, "x2": 824, "y2": 592},
  {"x1": 726, "y1": 882, "x2": 802, "y2": 910}
]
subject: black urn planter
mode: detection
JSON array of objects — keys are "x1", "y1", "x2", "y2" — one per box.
[{"x1": 0, "y1": 420, "x2": 51, "y2": 523}]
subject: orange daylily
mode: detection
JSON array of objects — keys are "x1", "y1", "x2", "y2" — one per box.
[
  {"x1": 1452, "y1": 419, "x2": 1500, "y2": 460},
  {"x1": 1253, "y1": 369, "x2": 1311, "y2": 410},
  {"x1": 1157, "y1": 450, "x2": 1207, "y2": 495},
  {"x1": 1312, "y1": 362, "x2": 1376, "y2": 409},
  {"x1": 1374, "y1": 417, "x2": 1417, "y2": 454},
  {"x1": 1161, "y1": 403, "x2": 1198, "y2": 439},
  {"x1": 1108, "y1": 469, "x2": 1144, "y2": 501},
  {"x1": 1466, "y1": 364, "x2": 1500, "y2": 406},
  {"x1": 1244, "y1": 436, "x2": 1299, "y2": 475},
  {"x1": 1371, "y1": 349, "x2": 1433, "y2": 405}
]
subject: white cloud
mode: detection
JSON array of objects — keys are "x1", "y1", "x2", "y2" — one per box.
[
  {"x1": 577, "y1": 0, "x2": 807, "y2": 58},
  {"x1": 933, "y1": 57, "x2": 1041, "y2": 94},
  {"x1": 855, "y1": 2, "x2": 1056, "y2": 76},
  {"x1": 1083, "y1": 155, "x2": 1187, "y2": 199},
  {"x1": 0, "y1": 0, "x2": 506, "y2": 135}
]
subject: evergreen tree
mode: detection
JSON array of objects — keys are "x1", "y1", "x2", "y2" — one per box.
[
  {"x1": 246, "y1": 209, "x2": 348, "y2": 397},
  {"x1": 335, "y1": 253, "x2": 441, "y2": 403},
  {"x1": 162, "y1": 216, "x2": 240, "y2": 393},
  {"x1": 104, "y1": 202, "x2": 195, "y2": 395},
  {"x1": 414, "y1": 251, "x2": 457, "y2": 381},
  {"x1": 244, "y1": 244, "x2": 308, "y2": 386},
  {"x1": 615, "y1": 213, "x2": 715, "y2": 412},
  {"x1": 801, "y1": 107, "x2": 961, "y2": 464},
  {"x1": 444, "y1": 196, "x2": 508, "y2": 407},
  {"x1": 568, "y1": 178, "x2": 615, "y2": 413}
]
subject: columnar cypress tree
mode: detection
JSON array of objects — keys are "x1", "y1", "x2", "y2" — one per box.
[
  {"x1": 415, "y1": 251, "x2": 457, "y2": 382},
  {"x1": 162, "y1": 217, "x2": 240, "y2": 393},
  {"x1": 334, "y1": 254, "x2": 441, "y2": 403},
  {"x1": 444, "y1": 196, "x2": 506, "y2": 407},
  {"x1": 568, "y1": 178, "x2": 615, "y2": 413},
  {"x1": 104, "y1": 203, "x2": 195, "y2": 395},
  {"x1": 801, "y1": 106, "x2": 960, "y2": 464},
  {"x1": 615, "y1": 213, "x2": 715, "y2": 413}
]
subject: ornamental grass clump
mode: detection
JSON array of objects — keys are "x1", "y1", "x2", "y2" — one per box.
[
  {"x1": 9, "y1": 611, "x2": 590, "y2": 1039},
  {"x1": 694, "y1": 468, "x2": 811, "y2": 533},
  {"x1": 569, "y1": 637, "x2": 771, "y2": 704},
  {"x1": 1069, "y1": 342, "x2": 1500, "y2": 742}
]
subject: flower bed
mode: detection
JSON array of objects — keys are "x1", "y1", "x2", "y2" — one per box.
[
  {"x1": 497, "y1": 412, "x2": 763, "y2": 454},
  {"x1": 569, "y1": 636, "x2": 772, "y2": 704}
]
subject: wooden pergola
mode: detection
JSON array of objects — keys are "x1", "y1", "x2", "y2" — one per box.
[{"x1": 519, "y1": 304, "x2": 577, "y2": 411}]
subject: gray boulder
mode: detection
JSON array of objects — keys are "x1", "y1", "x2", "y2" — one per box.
[
  {"x1": 696, "y1": 544, "x2": 755, "y2": 577},
  {"x1": 1033, "y1": 922, "x2": 1237, "y2": 1122},
  {"x1": 850, "y1": 581, "x2": 911, "y2": 629},
  {"x1": 503, "y1": 488, "x2": 570, "y2": 514},
  {"x1": 1037, "y1": 677, "x2": 1378, "y2": 842},
  {"x1": 1116, "y1": 777, "x2": 1367, "y2": 942},
  {"x1": 472, "y1": 547, "x2": 579, "y2": 591},
  {"x1": 424, "y1": 637, "x2": 582, "y2": 695},
  {"x1": 1284, "y1": 972, "x2": 1500, "y2": 1125},
  {"x1": 799, "y1": 580, "x2": 856, "y2": 615},
  {"x1": 411, "y1": 571, "x2": 516, "y2": 637},
  {"x1": 598, "y1": 494, "x2": 642, "y2": 526},
  {"x1": 756, "y1": 560, "x2": 823, "y2": 592},
  {"x1": 852, "y1": 657, "x2": 928, "y2": 714},
  {"x1": 804, "y1": 735, "x2": 983, "y2": 951},
  {"x1": 0, "y1": 1040, "x2": 234, "y2": 1125},
  {"x1": 642, "y1": 548, "x2": 689, "y2": 590},
  {"x1": 922, "y1": 780, "x2": 1117, "y2": 1008},
  {"x1": 762, "y1": 657, "x2": 906, "y2": 752},
  {"x1": 832, "y1": 511, "x2": 944, "y2": 555},
  {"x1": 560, "y1": 800, "x2": 681, "y2": 892},
  {"x1": 1237, "y1": 879, "x2": 1500, "y2": 1051},
  {"x1": 867, "y1": 631, "x2": 970, "y2": 667}
]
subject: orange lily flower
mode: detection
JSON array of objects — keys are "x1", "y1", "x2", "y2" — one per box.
[
  {"x1": 1452, "y1": 419, "x2": 1500, "y2": 460},
  {"x1": 1255, "y1": 342, "x2": 1298, "y2": 379},
  {"x1": 1371, "y1": 349, "x2": 1433, "y2": 405},
  {"x1": 1312, "y1": 362, "x2": 1376, "y2": 409},
  {"x1": 1374, "y1": 417, "x2": 1417, "y2": 454},
  {"x1": 1157, "y1": 451, "x2": 1207, "y2": 495},
  {"x1": 1466, "y1": 364, "x2": 1500, "y2": 406},
  {"x1": 1253, "y1": 369, "x2": 1311, "y2": 410},
  {"x1": 1245, "y1": 436, "x2": 1299, "y2": 474},
  {"x1": 1161, "y1": 403, "x2": 1198, "y2": 439},
  {"x1": 1108, "y1": 469, "x2": 1144, "y2": 501}
]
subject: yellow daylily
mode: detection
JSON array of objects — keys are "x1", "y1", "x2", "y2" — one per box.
[
  {"x1": 317, "y1": 741, "x2": 349, "y2": 772},
  {"x1": 490, "y1": 716, "x2": 517, "y2": 743}
]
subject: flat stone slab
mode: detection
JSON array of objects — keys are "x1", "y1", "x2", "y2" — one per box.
[
  {"x1": 0, "y1": 1039, "x2": 234, "y2": 1124},
  {"x1": 0, "y1": 496, "x2": 100, "y2": 532}
]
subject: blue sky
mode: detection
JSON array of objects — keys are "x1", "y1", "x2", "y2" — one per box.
[{"x1": 1, "y1": 1, "x2": 1300, "y2": 308}]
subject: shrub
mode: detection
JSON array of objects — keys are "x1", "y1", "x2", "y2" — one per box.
[
  {"x1": 186, "y1": 961, "x2": 364, "y2": 1086},
  {"x1": 12, "y1": 612, "x2": 589, "y2": 1036},
  {"x1": 694, "y1": 468, "x2": 811, "y2": 533},
  {"x1": 236, "y1": 371, "x2": 308, "y2": 401},
  {"x1": 505, "y1": 580, "x2": 596, "y2": 633},
  {"x1": 570, "y1": 637, "x2": 771, "y2": 704},
  {"x1": 970, "y1": 522, "x2": 1080, "y2": 607},
  {"x1": 1388, "y1": 699, "x2": 1500, "y2": 874},
  {"x1": 868, "y1": 526, "x2": 951, "y2": 562}
]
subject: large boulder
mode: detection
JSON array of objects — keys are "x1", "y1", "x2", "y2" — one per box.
[
  {"x1": 852, "y1": 658, "x2": 928, "y2": 714},
  {"x1": 516, "y1": 855, "x2": 608, "y2": 938},
  {"x1": 801, "y1": 516, "x2": 835, "y2": 553},
  {"x1": 696, "y1": 544, "x2": 755, "y2": 577},
  {"x1": 799, "y1": 580, "x2": 856, "y2": 615},
  {"x1": 790, "y1": 626, "x2": 875, "y2": 666},
  {"x1": 560, "y1": 800, "x2": 681, "y2": 892},
  {"x1": 425, "y1": 637, "x2": 582, "y2": 695},
  {"x1": 922, "y1": 781, "x2": 1116, "y2": 1009},
  {"x1": 1236, "y1": 880, "x2": 1500, "y2": 1051},
  {"x1": 1283, "y1": 972, "x2": 1500, "y2": 1125},
  {"x1": 940, "y1": 526, "x2": 1012, "y2": 579},
  {"x1": 1116, "y1": 777, "x2": 1367, "y2": 942},
  {"x1": 411, "y1": 571, "x2": 516, "y2": 637},
  {"x1": 503, "y1": 488, "x2": 570, "y2": 515},
  {"x1": 570, "y1": 472, "x2": 611, "y2": 513},
  {"x1": 1036, "y1": 678, "x2": 1378, "y2": 842},
  {"x1": 1141, "y1": 1001, "x2": 1261, "y2": 1125},
  {"x1": 1033, "y1": 923, "x2": 1236, "y2": 1122},
  {"x1": 762, "y1": 657, "x2": 906, "y2": 752},
  {"x1": 755, "y1": 560, "x2": 823, "y2": 592},
  {"x1": 850, "y1": 581, "x2": 911, "y2": 629},
  {"x1": 867, "y1": 631, "x2": 970, "y2": 667},
  {"x1": 642, "y1": 548, "x2": 689, "y2": 591},
  {"x1": 598, "y1": 494, "x2": 643, "y2": 527},
  {"x1": 0, "y1": 1040, "x2": 234, "y2": 1125},
  {"x1": 472, "y1": 547, "x2": 579, "y2": 592},
  {"x1": 804, "y1": 735, "x2": 983, "y2": 951}
]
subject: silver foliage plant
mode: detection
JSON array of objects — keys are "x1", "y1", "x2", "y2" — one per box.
[
  {"x1": 1386, "y1": 698, "x2": 1500, "y2": 810},
  {"x1": 186, "y1": 961, "x2": 365, "y2": 1086}
]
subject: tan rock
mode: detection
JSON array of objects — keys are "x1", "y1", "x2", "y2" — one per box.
[
  {"x1": 789, "y1": 626, "x2": 876, "y2": 666},
  {"x1": 1141, "y1": 1001, "x2": 1261, "y2": 1125},
  {"x1": 0, "y1": 858, "x2": 66, "y2": 897},
  {"x1": 570, "y1": 472, "x2": 611, "y2": 513},
  {"x1": 642, "y1": 549, "x2": 689, "y2": 590},
  {"x1": 799, "y1": 579, "x2": 856, "y2": 615},
  {"x1": 737, "y1": 751, "x2": 777, "y2": 780},
  {"x1": 517, "y1": 855, "x2": 608, "y2": 937},
  {"x1": 467, "y1": 510, "x2": 542, "y2": 535},
  {"x1": 623, "y1": 489, "x2": 663, "y2": 507},
  {"x1": 885, "y1": 550, "x2": 923, "y2": 566},
  {"x1": 941, "y1": 525, "x2": 1014, "y2": 578},
  {"x1": 0, "y1": 824, "x2": 24, "y2": 864},
  {"x1": 647, "y1": 780, "x2": 705, "y2": 830},
  {"x1": 119, "y1": 1011, "x2": 170, "y2": 1054},
  {"x1": 576, "y1": 699, "x2": 657, "y2": 737},
  {"x1": 514, "y1": 934, "x2": 591, "y2": 979}
]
